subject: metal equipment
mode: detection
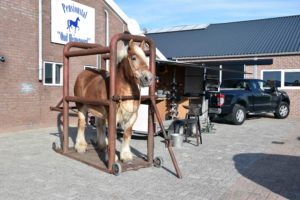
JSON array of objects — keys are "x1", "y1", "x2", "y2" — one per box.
[{"x1": 50, "y1": 33, "x2": 182, "y2": 178}]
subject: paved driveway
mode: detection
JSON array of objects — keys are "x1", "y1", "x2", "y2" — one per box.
[{"x1": 0, "y1": 116, "x2": 299, "y2": 200}]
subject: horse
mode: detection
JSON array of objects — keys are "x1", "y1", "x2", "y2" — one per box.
[
  {"x1": 73, "y1": 39, "x2": 153, "y2": 162},
  {"x1": 67, "y1": 17, "x2": 80, "y2": 33}
]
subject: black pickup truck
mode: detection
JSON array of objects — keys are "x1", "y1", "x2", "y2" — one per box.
[{"x1": 208, "y1": 79, "x2": 290, "y2": 125}]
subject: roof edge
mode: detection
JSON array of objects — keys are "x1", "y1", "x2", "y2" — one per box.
[{"x1": 172, "y1": 51, "x2": 300, "y2": 61}]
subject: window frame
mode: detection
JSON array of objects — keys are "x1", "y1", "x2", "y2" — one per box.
[
  {"x1": 84, "y1": 65, "x2": 97, "y2": 70},
  {"x1": 261, "y1": 69, "x2": 300, "y2": 89},
  {"x1": 43, "y1": 61, "x2": 63, "y2": 86}
]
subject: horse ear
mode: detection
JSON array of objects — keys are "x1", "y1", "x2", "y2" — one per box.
[
  {"x1": 140, "y1": 40, "x2": 146, "y2": 51},
  {"x1": 128, "y1": 39, "x2": 134, "y2": 48}
]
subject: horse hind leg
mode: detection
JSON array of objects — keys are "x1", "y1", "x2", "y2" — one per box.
[
  {"x1": 96, "y1": 118, "x2": 119, "y2": 162},
  {"x1": 95, "y1": 117, "x2": 107, "y2": 151},
  {"x1": 75, "y1": 106, "x2": 88, "y2": 153},
  {"x1": 89, "y1": 107, "x2": 118, "y2": 162}
]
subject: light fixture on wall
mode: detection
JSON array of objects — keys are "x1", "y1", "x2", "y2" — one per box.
[{"x1": 0, "y1": 55, "x2": 5, "y2": 63}]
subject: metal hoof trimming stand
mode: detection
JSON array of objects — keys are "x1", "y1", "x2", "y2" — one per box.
[{"x1": 50, "y1": 33, "x2": 182, "y2": 178}]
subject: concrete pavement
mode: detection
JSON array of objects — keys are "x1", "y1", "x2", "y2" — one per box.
[{"x1": 0, "y1": 116, "x2": 299, "y2": 200}]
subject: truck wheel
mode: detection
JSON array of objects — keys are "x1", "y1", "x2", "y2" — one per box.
[
  {"x1": 274, "y1": 102, "x2": 289, "y2": 119},
  {"x1": 231, "y1": 104, "x2": 246, "y2": 125}
]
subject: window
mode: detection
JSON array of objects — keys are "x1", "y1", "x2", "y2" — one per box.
[
  {"x1": 43, "y1": 62, "x2": 63, "y2": 86},
  {"x1": 284, "y1": 72, "x2": 300, "y2": 86},
  {"x1": 262, "y1": 69, "x2": 300, "y2": 89},
  {"x1": 262, "y1": 71, "x2": 281, "y2": 87},
  {"x1": 84, "y1": 65, "x2": 97, "y2": 70}
]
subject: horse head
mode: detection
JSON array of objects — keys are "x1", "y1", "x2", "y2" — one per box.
[
  {"x1": 126, "y1": 39, "x2": 153, "y2": 87},
  {"x1": 76, "y1": 17, "x2": 80, "y2": 22}
]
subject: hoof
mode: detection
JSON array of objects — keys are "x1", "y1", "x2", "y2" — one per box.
[
  {"x1": 75, "y1": 143, "x2": 87, "y2": 153},
  {"x1": 121, "y1": 151, "x2": 133, "y2": 161}
]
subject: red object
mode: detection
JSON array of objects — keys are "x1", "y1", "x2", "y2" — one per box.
[{"x1": 216, "y1": 93, "x2": 225, "y2": 106}]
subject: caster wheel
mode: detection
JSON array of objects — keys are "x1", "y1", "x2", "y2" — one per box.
[
  {"x1": 112, "y1": 163, "x2": 122, "y2": 176},
  {"x1": 154, "y1": 156, "x2": 164, "y2": 168}
]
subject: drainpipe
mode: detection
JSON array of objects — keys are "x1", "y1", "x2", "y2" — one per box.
[
  {"x1": 104, "y1": 10, "x2": 109, "y2": 70},
  {"x1": 219, "y1": 64, "x2": 222, "y2": 91},
  {"x1": 38, "y1": 0, "x2": 43, "y2": 81}
]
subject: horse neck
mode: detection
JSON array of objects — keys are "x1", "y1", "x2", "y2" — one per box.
[
  {"x1": 116, "y1": 58, "x2": 140, "y2": 95},
  {"x1": 117, "y1": 58, "x2": 134, "y2": 84}
]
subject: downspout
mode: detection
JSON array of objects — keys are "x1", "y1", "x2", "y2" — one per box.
[
  {"x1": 104, "y1": 10, "x2": 109, "y2": 70},
  {"x1": 38, "y1": 0, "x2": 43, "y2": 81},
  {"x1": 219, "y1": 64, "x2": 223, "y2": 91}
]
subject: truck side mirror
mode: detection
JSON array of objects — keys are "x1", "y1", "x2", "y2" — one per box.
[
  {"x1": 245, "y1": 84, "x2": 251, "y2": 91},
  {"x1": 271, "y1": 86, "x2": 277, "y2": 92}
]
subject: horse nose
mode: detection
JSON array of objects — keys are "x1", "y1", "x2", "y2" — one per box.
[
  {"x1": 145, "y1": 72, "x2": 153, "y2": 83},
  {"x1": 144, "y1": 74, "x2": 152, "y2": 83},
  {"x1": 140, "y1": 71, "x2": 153, "y2": 86}
]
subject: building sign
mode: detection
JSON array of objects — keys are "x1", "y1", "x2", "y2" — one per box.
[{"x1": 51, "y1": 0, "x2": 95, "y2": 44}]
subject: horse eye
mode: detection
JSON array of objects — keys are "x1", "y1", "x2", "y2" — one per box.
[{"x1": 131, "y1": 55, "x2": 137, "y2": 61}]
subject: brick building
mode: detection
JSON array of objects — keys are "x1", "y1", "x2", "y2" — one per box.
[
  {"x1": 147, "y1": 15, "x2": 300, "y2": 116},
  {"x1": 0, "y1": 0, "x2": 132, "y2": 133}
]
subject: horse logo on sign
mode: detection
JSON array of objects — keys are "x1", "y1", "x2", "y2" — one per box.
[{"x1": 67, "y1": 17, "x2": 80, "y2": 34}]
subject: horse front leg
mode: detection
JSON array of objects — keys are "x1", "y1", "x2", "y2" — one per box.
[
  {"x1": 75, "y1": 107, "x2": 88, "y2": 153},
  {"x1": 121, "y1": 126, "x2": 133, "y2": 161},
  {"x1": 120, "y1": 114, "x2": 137, "y2": 161}
]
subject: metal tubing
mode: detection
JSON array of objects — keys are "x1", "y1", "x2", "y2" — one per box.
[
  {"x1": 150, "y1": 99, "x2": 169, "y2": 140},
  {"x1": 65, "y1": 47, "x2": 110, "y2": 58},
  {"x1": 167, "y1": 145, "x2": 183, "y2": 179},
  {"x1": 150, "y1": 98, "x2": 182, "y2": 178},
  {"x1": 147, "y1": 101, "x2": 154, "y2": 163},
  {"x1": 107, "y1": 36, "x2": 118, "y2": 172},
  {"x1": 50, "y1": 107, "x2": 63, "y2": 112},
  {"x1": 65, "y1": 96, "x2": 109, "y2": 106},
  {"x1": 112, "y1": 95, "x2": 157, "y2": 101},
  {"x1": 64, "y1": 42, "x2": 109, "y2": 58},
  {"x1": 62, "y1": 46, "x2": 70, "y2": 154},
  {"x1": 148, "y1": 37, "x2": 156, "y2": 164}
]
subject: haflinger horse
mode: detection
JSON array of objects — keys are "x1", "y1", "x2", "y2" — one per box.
[{"x1": 74, "y1": 39, "x2": 153, "y2": 162}]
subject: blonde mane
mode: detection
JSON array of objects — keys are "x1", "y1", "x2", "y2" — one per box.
[
  {"x1": 117, "y1": 45, "x2": 128, "y2": 64},
  {"x1": 117, "y1": 44, "x2": 148, "y2": 64}
]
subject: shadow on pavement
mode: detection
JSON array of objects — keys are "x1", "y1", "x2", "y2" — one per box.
[
  {"x1": 233, "y1": 153, "x2": 300, "y2": 200},
  {"x1": 49, "y1": 113, "x2": 180, "y2": 177}
]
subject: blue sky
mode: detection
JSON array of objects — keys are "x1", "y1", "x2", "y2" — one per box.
[{"x1": 114, "y1": 0, "x2": 300, "y2": 30}]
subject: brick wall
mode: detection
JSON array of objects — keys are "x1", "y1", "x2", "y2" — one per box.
[
  {"x1": 0, "y1": 0, "x2": 127, "y2": 133},
  {"x1": 0, "y1": 1, "x2": 39, "y2": 133}
]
